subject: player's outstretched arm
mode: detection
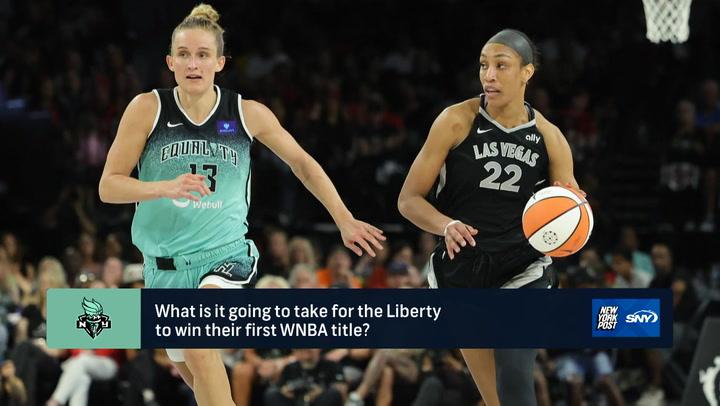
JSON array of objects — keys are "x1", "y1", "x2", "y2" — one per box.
[
  {"x1": 242, "y1": 99, "x2": 385, "y2": 257},
  {"x1": 397, "y1": 104, "x2": 477, "y2": 259},
  {"x1": 98, "y1": 93, "x2": 211, "y2": 204}
]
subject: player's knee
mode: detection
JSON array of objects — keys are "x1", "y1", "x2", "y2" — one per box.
[
  {"x1": 183, "y1": 348, "x2": 218, "y2": 372},
  {"x1": 172, "y1": 362, "x2": 195, "y2": 390},
  {"x1": 498, "y1": 362, "x2": 533, "y2": 394}
]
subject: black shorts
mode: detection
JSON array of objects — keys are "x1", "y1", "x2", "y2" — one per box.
[{"x1": 427, "y1": 241, "x2": 557, "y2": 289}]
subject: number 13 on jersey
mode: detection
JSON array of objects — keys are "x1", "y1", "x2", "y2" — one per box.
[{"x1": 190, "y1": 163, "x2": 218, "y2": 192}]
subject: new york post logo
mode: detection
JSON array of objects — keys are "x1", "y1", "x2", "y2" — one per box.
[
  {"x1": 76, "y1": 297, "x2": 111, "y2": 339},
  {"x1": 217, "y1": 120, "x2": 237, "y2": 135},
  {"x1": 592, "y1": 299, "x2": 660, "y2": 337}
]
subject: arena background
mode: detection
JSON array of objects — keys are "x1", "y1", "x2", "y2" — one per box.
[{"x1": 1, "y1": 0, "x2": 719, "y2": 405}]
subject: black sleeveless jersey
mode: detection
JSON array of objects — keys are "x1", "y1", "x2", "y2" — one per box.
[{"x1": 435, "y1": 95, "x2": 549, "y2": 252}]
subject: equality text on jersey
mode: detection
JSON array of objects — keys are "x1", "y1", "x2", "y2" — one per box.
[
  {"x1": 160, "y1": 139, "x2": 239, "y2": 167},
  {"x1": 473, "y1": 141, "x2": 539, "y2": 167}
]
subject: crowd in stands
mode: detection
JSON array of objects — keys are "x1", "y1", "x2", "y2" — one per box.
[{"x1": 2, "y1": 0, "x2": 720, "y2": 405}]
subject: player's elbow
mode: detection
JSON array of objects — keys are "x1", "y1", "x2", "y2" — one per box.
[
  {"x1": 291, "y1": 154, "x2": 319, "y2": 184},
  {"x1": 397, "y1": 193, "x2": 412, "y2": 219},
  {"x1": 98, "y1": 178, "x2": 110, "y2": 203},
  {"x1": 98, "y1": 175, "x2": 116, "y2": 203}
]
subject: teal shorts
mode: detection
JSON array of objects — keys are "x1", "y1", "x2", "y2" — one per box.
[{"x1": 142, "y1": 239, "x2": 259, "y2": 289}]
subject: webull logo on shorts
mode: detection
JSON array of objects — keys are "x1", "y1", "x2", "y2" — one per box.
[
  {"x1": 171, "y1": 199, "x2": 224, "y2": 209},
  {"x1": 592, "y1": 299, "x2": 660, "y2": 338},
  {"x1": 625, "y1": 309, "x2": 659, "y2": 324}
]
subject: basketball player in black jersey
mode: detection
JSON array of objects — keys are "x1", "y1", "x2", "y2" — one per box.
[{"x1": 398, "y1": 29, "x2": 583, "y2": 405}]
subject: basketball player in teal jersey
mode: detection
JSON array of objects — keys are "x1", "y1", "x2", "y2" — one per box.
[
  {"x1": 98, "y1": 4, "x2": 385, "y2": 405},
  {"x1": 398, "y1": 30, "x2": 585, "y2": 405}
]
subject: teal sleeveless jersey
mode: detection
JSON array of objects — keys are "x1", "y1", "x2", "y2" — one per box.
[{"x1": 132, "y1": 85, "x2": 253, "y2": 257}]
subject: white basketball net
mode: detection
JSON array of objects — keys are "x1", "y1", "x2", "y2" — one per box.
[{"x1": 642, "y1": 0, "x2": 693, "y2": 43}]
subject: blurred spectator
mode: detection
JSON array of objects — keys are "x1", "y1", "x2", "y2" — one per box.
[
  {"x1": 560, "y1": 90, "x2": 598, "y2": 165},
  {"x1": 579, "y1": 247, "x2": 610, "y2": 287},
  {"x1": 355, "y1": 240, "x2": 390, "y2": 286},
  {"x1": 10, "y1": 257, "x2": 68, "y2": 405},
  {"x1": 46, "y1": 348, "x2": 123, "y2": 406},
  {"x1": 122, "y1": 264, "x2": 145, "y2": 289},
  {"x1": 121, "y1": 349, "x2": 192, "y2": 406},
  {"x1": 77, "y1": 232, "x2": 101, "y2": 279},
  {"x1": 288, "y1": 237, "x2": 317, "y2": 270},
  {"x1": 316, "y1": 246, "x2": 360, "y2": 289},
  {"x1": 264, "y1": 348, "x2": 346, "y2": 406},
  {"x1": 256, "y1": 275, "x2": 291, "y2": 289},
  {"x1": 323, "y1": 348, "x2": 371, "y2": 394},
  {"x1": 611, "y1": 247, "x2": 651, "y2": 289},
  {"x1": 260, "y1": 228, "x2": 290, "y2": 278},
  {"x1": 648, "y1": 243, "x2": 699, "y2": 323},
  {"x1": 365, "y1": 242, "x2": 421, "y2": 289},
  {"x1": 554, "y1": 350, "x2": 625, "y2": 406},
  {"x1": 104, "y1": 233, "x2": 125, "y2": 260},
  {"x1": 695, "y1": 79, "x2": 720, "y2": 134},
  {"x1": 416, "y1": 349, "x2": 480, "y2": 406},
  {"x1": 0, "y1": 247, "x2": 21, "y2": 310},
  {"x1": 288, "y1": 264, "x2": 319, "y2": 289},
  {"x1": 385, "y1": 261, "x2": 414, "y2": 289},
  {"x1": 1, "y1": 233, "x2": 33, "y2": 303},
  {"x1": 567, "y1": 265, "x2": 605, "y2": 289},
  {"x1": 0, "y1": 360, "x2": 27, "y2": 406},
  {"x1": 347, "y1": 349, "x2": 421, "y2": 406},
  {"x1": 100, "y1": 257, "x2": 124, "y2": 289},
  {"x1": 616, "y1": 227, "x2": 654, "y2": 277},
  {"x1": 232, "y1": 348, "x2": 294, "y2": 406},
  {"x1": 659, "y1": 100, "x2": 707, "y2": 231},
  {"x1": 695, "y1": 79, "x2": 720, "y2": 231}
]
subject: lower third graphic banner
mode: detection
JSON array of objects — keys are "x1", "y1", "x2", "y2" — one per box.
[{"x1": 47, "y1": 288, "x2": 672, "y2": 349}]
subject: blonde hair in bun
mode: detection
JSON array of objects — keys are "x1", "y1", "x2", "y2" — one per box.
[{"x1": 170, "y1": 3, "x2": 225, "y2": 56}]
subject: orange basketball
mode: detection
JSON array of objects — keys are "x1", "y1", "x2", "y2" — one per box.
[{"x1": 522, "y1": 186, "x2": 593, "y2": 257}]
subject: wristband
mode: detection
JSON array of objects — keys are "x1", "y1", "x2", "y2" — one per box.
[{"x1": 443, "y1": 220, "x2": 461, "y2": 237}]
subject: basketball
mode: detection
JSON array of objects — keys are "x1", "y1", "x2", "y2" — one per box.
[{"x1": 522, "y1": 186, "x2": 593, "y2": 257}]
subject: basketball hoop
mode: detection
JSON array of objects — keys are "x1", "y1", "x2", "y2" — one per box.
[{"x1": 642, "y1": 0, "x2": 693, "y2": 43}]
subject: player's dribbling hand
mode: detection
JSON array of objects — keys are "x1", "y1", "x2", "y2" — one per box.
[
  {"x1": 161, "y1": 173, "x2": 212, "y2": 201},
  {"x1": 338, "y1": 218, "x2": 386, "y2": 257},
  {"x1": 443, "y1": 220, "x2": 478, "y2": 260},
  {"x1": 553, "y1": 180, "x2": 587, "y2": 198}
]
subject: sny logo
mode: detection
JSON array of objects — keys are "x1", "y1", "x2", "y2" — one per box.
[
  {"x1": 76, "y1": 297, "x2": 111, "y2": 339},
  {"x1": 625, "y1": 310, "x2": 658, "y2": 323},
  {"x1": 217, "y1": 120, "x2": 237, "y2": 135}
]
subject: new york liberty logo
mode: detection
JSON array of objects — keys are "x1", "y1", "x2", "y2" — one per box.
[{"x1": 76, "y1": 297, "x2": 111, "y2": 339}]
